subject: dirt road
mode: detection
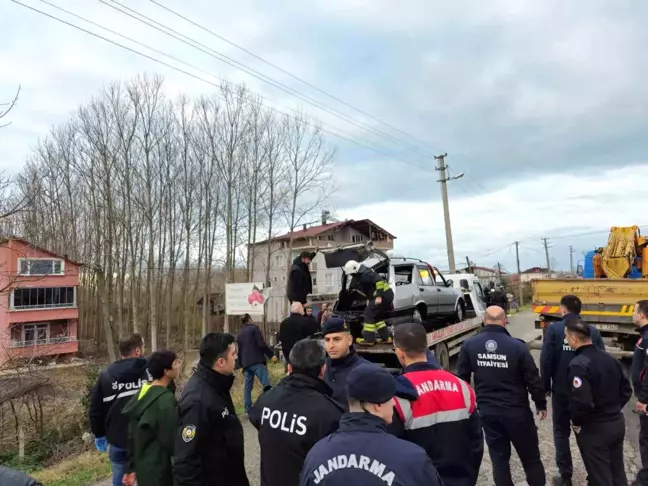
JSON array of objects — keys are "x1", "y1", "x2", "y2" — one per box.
[{"x1": 93, "y1": 312, "x2": 643, "y2": 486}]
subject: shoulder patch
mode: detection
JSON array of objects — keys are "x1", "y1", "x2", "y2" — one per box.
[
  {"x1": 181, "y1": 425, "x2": 196, "y2": 443},
  {"x1": 572, "y1": 377, "x2": 582, "y2": 389}
]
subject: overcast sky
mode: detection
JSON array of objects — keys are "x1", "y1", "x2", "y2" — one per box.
[{"x1": 2, "y1": 0, "x2": 648, "y2": 272}]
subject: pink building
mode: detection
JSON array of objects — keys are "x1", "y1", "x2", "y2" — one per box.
[{"x1": 0, "y1": 238, "x2": 80, "y2": 365}]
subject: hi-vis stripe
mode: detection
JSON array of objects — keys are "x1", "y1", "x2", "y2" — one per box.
[{"x1": 532, "y1": 304, "x2": 635, "y2": 317}]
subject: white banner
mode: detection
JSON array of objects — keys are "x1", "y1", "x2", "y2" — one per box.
[{"x1": 225, "y1": 282, "x2": 270, "y2": 315}]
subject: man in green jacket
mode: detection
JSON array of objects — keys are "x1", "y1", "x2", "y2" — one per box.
[{"x1": 122, "y1": 350, "x2": 180, "y2": 486}]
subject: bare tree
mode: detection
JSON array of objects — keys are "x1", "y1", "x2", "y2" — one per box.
[{"x1": 0, "y1": 86, "x2": 20, "y2": 128}]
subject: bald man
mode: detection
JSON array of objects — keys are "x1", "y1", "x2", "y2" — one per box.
[
  {"x1": 279, "y1": 302, "x2": 312, "y2": 367},
  {"x1": 457, "y1": 306, "x2": 547, "y2": 486}
]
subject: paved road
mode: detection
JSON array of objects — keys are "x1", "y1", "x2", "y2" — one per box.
[{"x1": 93, "y1": 312, "x2": 643, "y2": 486}]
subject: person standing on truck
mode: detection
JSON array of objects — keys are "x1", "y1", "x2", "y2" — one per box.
[
  {"x1": 565, "y1": 318, "x2": 631, "y2": 485},
  {"x1": 342, "y1": 260, "x2": 394, "y2": 345},
  {"x1": 250, "y1": 339, "x2": 344, "y2": 486},
  {"x1": 540, "y1": 294, "x2": 605, "y2": 486},
  {"x1": 457, "y1": 306, "x2": 547, "y2": 486},
  {"x1": 322, "y1": 317, "x2": 372, "y2": 408},
  {"x1": 631, "y1": 299, "x2": 648, "y2": 485},
  {"x1": 389, "y1": 322, "x2": 483, "y2": 486},
  {"x1": 287, "y1": 251, "x2": 317, "y2": 305},
  {"x1": 298, "y1": 365, "x2": 444, "y2": 486}
]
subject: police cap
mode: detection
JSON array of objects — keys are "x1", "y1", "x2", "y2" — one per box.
[
  {"x1": 322, "y1": 317, "x2": 349, "y2": 336},
  {"x1": 346, "y1": 364, "x2": 396, "y2": 404},
  {"x1": 565, "y1": 317, "x2": 591, "y2": 338}
]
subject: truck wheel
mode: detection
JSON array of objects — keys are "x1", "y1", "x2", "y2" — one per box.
[
  {"x1": 453, "y1": 300, "x2": 465, "y2": 323},
  {"x1": 435, "y1": 342, "x2": 450, "y2": 370}
]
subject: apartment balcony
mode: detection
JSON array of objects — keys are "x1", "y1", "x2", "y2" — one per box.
[{"x1": 6, "y1": 320, "x2": 78, "y2": 360}]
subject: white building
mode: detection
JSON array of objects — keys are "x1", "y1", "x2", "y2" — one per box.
[
  {"x1": 457, "y1": 266, "x2": 506, "y2": 288},
  {"x1": 249, "y1": 218, "x2": 396, "y2": 323}
]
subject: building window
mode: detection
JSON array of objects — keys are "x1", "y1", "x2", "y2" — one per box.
[
  {"x1": 18, "y1": 258, "x2": 64, "y2": 276},
  {"x1": 352, "y1": 235, "x2": 365, "y2": 243},
  {"x1": 274, "y1": 254, "x2": 284, "y2": 267},
  {"x1": 327, "y1": 234, "x2": 335, "y2": 241},
  {"x1": 272, "y1": 276, "x2": 277, "y2": 282},
  {"x1": 11, "y1": 287, "x2": 76, "y2": 310},
  {"x1": 325, "y1": 274, "x2": 333, "y2": 286},
  {"x1": 312, "y1": 277, "x2": 317, "y2": 286},
  {"x1": 24, "y1": 323, "x2": 49, "y2": 344},
  {"x1": 282, "y1": 276, "x2": 286, "y2": 281}
]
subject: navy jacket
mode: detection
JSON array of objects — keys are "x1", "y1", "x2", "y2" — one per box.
[
  {"x1": 237, "y1": 323, "x2": 274, "y2": 369},
  {"x1": 457, "y1": 325, "x2": 546, "y2": 417},
  {"x1": 324, "y1": 348, "x2": 371, "y2": 409},
  {"x1": 287, "y1": 257, "x2": 313, "y2": 304},
  {"x1": 389, "y1": 362, "x2": 483, "y2": 486},
  {"x1": 632, "y1": 326, "x2": 648, "y2": 403},
  {"x1": 540, "y1": 314, "x2": 605, "y2": 395},
  {"x1": 299, "y1": 413, "x2": 443, "y2": 486},
  {"x1": 568, "y1": 344, "x2": 632, "y2": 426}
]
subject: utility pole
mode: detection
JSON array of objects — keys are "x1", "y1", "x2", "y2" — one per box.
[
  {"x1": 515, "y1": 241, "x2": 523, "y2": 306},
  {"x1": 435, "y1": 153, "x2": 463, "y2": 273},
  {"x1": 569, "y1": 245, "x2": 575, "y2": 275},
  {"x1": 542, "y1": 238, "x2": 552, "y2": 274},
  {"x1": 496, "y1": 262, "x2": 502, "y2": 283}
]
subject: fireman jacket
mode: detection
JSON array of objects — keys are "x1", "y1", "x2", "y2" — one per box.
[
  {"x1": 457, "y1": 324, "x2": 547, "y2": 417},
  {"x1": 349, "y1": 266, "x2": 392, "y2": 299},
  {"x1": 89, "y1": 357, "x2": 150, "y2": 448},
  {"x1": 250, "y1": 373, "x2": 344, "y2": 486},
  {"x1": 287, "y1": 256, "x2": 314, "y2": 304},
  {"x1": 568, "y1": 344, "x2": 632, "y2": 426},
  {"x1": 540, "y1": 313, "x2": 605, "y2": 395},
  {"x1": 174, "y1": 361, "x2": 249, "y2": 486},
  {"x1": 632, "y1": 325, "x2": 648, "y2": 403},
  {"x1": 324, "y1": 348, "x2": 372, "y2": 409},
  {"x1": 299, "y1": 413, "x2": 444, "y2": 486},
  {"x1": 389, "y1": 362, "x2": 483, "y2": 486}
]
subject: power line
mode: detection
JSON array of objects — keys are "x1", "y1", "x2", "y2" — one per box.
[
  {"x1": 11, "y1": 0, "x2": 432, "y2": 172},
  {"x1": 101, "y1": 0, "x2": 434, "y2": 158},
  {"x1": 147, "y1": 0, "x2": 436, "y2": 154}
]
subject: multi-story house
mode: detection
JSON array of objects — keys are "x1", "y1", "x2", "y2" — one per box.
[
  {"x1": 0, "y1": 238, "x2": 80, "y2": 365},
  {"x1": 457, "y1": 265, "x2": 507, "y2": 287},
  {"x1": 250, "y1": 218, "x2": 396, "y2": 323}
]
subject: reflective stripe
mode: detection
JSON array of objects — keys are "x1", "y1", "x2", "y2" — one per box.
[
  {"x1": 102, "y1": 389, "x2": 139, "y2": 403},
  {"x1": 363, "y1": 323, "x2": 377, "y2": 332},
  {"x1": 457, "y1": 377, "x2": 472, "y2": 409},
  {"x1": 393, "y1": 397, "x2": 413, "y2": 425},
  {"x1": 375, "y1": 321, "x2": 386, "y2": 330},
  {"x1": 376, "y1": 281, "x2": 390, "y2": 291}
]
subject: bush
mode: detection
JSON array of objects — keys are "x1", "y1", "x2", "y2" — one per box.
[{"x1": 81, "y1": 365, "x2": 101, "y2": 430}]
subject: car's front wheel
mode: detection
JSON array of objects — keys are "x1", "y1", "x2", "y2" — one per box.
[{"x1": 454, "y1": 300, "x2": 465, "y2": 323}]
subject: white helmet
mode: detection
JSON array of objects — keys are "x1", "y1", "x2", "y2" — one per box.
[{"x1": 343, "y1": 260, "x2": 361, "y2": 275}]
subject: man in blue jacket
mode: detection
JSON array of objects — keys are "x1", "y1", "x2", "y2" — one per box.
[
  {"x1": 322, "y1": 317, "x2": 372, "y2": 408},
  {"x1": 236, "y1": 314, "x2": 277, "y2": 416},
  {"x1": 458, "y1": 306, "x2": 547, "y2": 486},
  {"x1": 299, "y1": 365, "x2": 443, "y2": 486},
  {"x1": 540, "y1": 294, "x2": 605, "y2": 486}
]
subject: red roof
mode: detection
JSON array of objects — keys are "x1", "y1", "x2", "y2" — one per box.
[
  {"x1": 255, "y1": 219, "x2": 396, "y2": 244},
  {"x1": 0, "y1": 237, "x2": 83, "y2": 266}
]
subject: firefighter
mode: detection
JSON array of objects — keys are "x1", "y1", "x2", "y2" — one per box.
[
  {"x1": 390, "y1": 322, "x2": 484, "y2": 486},
  {"x1": 342, "y1": 260, "x2": 393, "y2": 345},
  {"x1": 299, "y1": 365, "x2": 444, "y2": 486},
  {"x1": 630, "y1": 299, "x2": 648, "y2": 485},
  {"x1": 540, "y1": 294, "x2": 605, "y2": 486},
  {"x1": 566, "y1": 318, "x2": 631, "y2": 485},
  {"x1": 457, "y1": 306, "x2": 547, "y2": 486}
]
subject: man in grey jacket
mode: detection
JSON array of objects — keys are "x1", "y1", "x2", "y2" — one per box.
[{"x1": 0, "y1": 467, "x2": 42, "y2": 486}]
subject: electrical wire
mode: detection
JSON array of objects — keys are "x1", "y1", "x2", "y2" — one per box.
[{"x1": 10, "y1": 0, "x2": 433, "y2": 172}]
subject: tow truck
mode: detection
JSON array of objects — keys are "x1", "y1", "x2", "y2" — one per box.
[
  {"x1": 532, "y1": 225, "x2": 648, "y2": 359},
  {"x1": 320, "y1": 242, "x2": 486, "y2": 370}
]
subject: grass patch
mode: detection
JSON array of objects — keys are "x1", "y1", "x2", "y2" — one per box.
[
  {"x1": 30, "y1": 451, "x2": 111, "y2": 486},
  {"x1": 231, "y1": 361, "x2": 286, "y2": 415}
]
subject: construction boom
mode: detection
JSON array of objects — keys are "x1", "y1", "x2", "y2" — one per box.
[{"x1": 533, "y1": 225, "x2": 648, "y2": 359}]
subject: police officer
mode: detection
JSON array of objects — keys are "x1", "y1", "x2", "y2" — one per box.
[
  {"x1": 632, "y1": 299, "x2": 648, "y2": 484},
  {"x1": 540, "y1": 294, "x2": 605, "y2": 486},
  {"x1": 174, "y1": 333, "x2": 249, "y2": 486},
  {"x1": 565, "y1": 318, "x2": 632, "y2": 485},
  {"x1": 390, "y1": 322, "x2": 483, "y2": 486},
  {"x1": 322, "y1": 317, "x2": 372, "y2": 408},
  {"x1": 250, "y1": 339, "x2": 344, "y2": 486},
  {"x1": 457, "y1": 306, "x2": 547, "y2": 486},
  {"x1": 299, "y1": 365, "x2": 443, "y2": 486}
]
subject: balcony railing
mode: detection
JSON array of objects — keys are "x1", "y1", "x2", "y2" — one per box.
[
  {"x1": 9, "y1": 336, "x2": 77, "y2": 349},
  {"x1": 11, "y1": 302, "x2": 76, "y2": 311}
]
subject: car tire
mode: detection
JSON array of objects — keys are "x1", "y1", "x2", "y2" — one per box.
[{"x1": 454, "y1": 300, "x2": 465, "y2": 323}]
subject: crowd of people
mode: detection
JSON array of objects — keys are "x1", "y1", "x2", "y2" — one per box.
[{"x1": 5, "y1": 291, "x2": 648, "y2": 485}]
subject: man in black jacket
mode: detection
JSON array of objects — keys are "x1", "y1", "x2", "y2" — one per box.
[
  {"x1": 250, "y1": 339, "x2": 344, "y2": 486},
  {"x1": 0, "y1": 467, "x2": 42, "y2": 486},
  {"x1": 279, "y1": 302, "x2": 313, "y2": 366},
  {"x1": 174, "y1": 332, "x2": 249, "y2": 486},
  {"x1": 287, "y1": 251, "x2": 316, "y2": 304},
  {"x1": 237, "y1": 314, "x2": 277, "y2": 416},
  {"x1": 457, "y1": 306, "x2": 547, "y2": 486},
  {"x1": 632, "y1": 299, "x2": 648, "y2": 485},
  {"x1": 566, "y1": 318, "x2": 631, "y2": 485},
  {"x1": 89, "y1": 333, "x2": 149, "y2": 486}
]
